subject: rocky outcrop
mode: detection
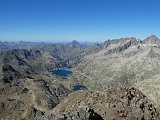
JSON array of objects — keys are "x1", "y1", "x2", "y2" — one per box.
[
  {"x1": 104, "y1": 38, "x2": 138, "y2": 55},
  {"x1": 55, "y1": 107, "x2": 104, "y2": 120},
  {"x1": 51, "y1": 87, "x2": 160, "y2": 120},
  {"x1": 2, "y1": 64, "x2": 23, "y2": 83}
]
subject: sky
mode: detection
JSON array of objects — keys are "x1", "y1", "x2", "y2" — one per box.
[{"x1": 0, "y1": 0, "x2": 160, "y2": 42}]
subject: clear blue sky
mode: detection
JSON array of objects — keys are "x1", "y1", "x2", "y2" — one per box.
[{"x1": 0, "y1": 0, "x2": 160, "y2": 42}]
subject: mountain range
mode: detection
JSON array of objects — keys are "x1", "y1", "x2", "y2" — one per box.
[{"x1": 0, "y1": 35, "x2": 160, "y2": 120}]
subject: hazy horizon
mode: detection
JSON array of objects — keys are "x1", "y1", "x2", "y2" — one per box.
[{"x1": 0, "y1": 0, "x2": 160, "y2": 42}]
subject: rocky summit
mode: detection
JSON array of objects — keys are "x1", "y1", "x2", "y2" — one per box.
[{"x1": 1, "y1": 36, "x2": 160, "y2": 120}]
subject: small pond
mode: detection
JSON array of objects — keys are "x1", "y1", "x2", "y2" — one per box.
[
  {"x1": 49, "y1": 69, "x2": 72, "y2": 77},
  {"x1": 72, "y1": 85, "x2": 87, "y2": 91}
]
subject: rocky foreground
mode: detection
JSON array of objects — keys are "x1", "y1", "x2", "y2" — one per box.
[
  {"x1": 52, "y1": 87, "x2": 160, "y2": 120},
  {"x1": 1, "y1": 80, "x2": 159, "y2": 120}
]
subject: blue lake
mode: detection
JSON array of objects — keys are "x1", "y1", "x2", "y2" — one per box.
[
  {"x1": 49, "y1": 69, "x2": 72, "y2": 77},
  {"x1": 72, "y1": 85, "x2": 87, "y2": 91}
]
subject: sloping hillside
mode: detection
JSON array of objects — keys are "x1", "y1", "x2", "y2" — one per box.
[{"x1": 74, "y1": 36, "x2": 160, "y2": 91}]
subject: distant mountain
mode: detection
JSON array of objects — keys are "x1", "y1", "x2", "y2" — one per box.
[
  {"x1": 0, "y1": 49, "x2": 59, "y2": 83},
  {"x1": 0, "y1": 41, "x2": 50, "y2": 52},
  {"x1": 143, "y1": 35, "x2": 160, "y2": 45},
  {"x1": 0, "y1": 41, "x2": 10, "y2": 51},
  {"x1": 32, "y1": 40, "x2": 88, "y2": 67},
  {"x1": 0, "y1": 40, "x2": 89, "y2": 68},
  {"x1": 69, "y1": 40, "x2": 80, "y2": 48}
]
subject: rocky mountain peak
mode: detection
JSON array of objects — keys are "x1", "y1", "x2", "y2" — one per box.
[
  {"x1": 143, "y1": 35, "x2": 159, "y2": 45},
  {"x1": 70, "y1": 40, "x2": 80, "y2": 48},
  {"x1": 145, "y1": 35, "x2": 158, "y2": 41}
]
